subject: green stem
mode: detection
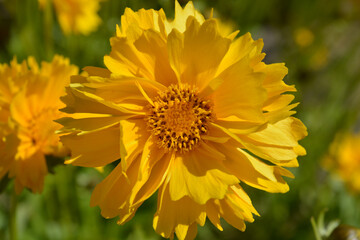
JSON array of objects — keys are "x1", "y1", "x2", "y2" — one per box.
[
  {"x1": 9, "y1": 187, "x2": 17, "y2": 240},
  {"x1": 311, "y1": 217, "x2": 322, "y2": 240},
  {"x1": 44, "y1": 0, "x2": 54, "y2": 60}
]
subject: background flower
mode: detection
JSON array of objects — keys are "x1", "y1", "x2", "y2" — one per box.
[
  {"x1": 58, "y1": 2, "x2": 306, "y2": 239},
  {"x1": 0, "y1": 55, "x2": 78, "y2": 193},
  {"x1": 39, "y1": 0, "x2": 103, "y2": 35},
  {"x1": 323, "y1": 133, "x2": 360, "y2": 193}
]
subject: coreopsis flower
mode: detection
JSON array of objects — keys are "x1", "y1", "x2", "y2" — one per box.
[
  {"x1": 39, "y1": 0, "x2": 102, "y2": 35},
  {"x1": 0, "y1": 56, "x2": 78, "y2": 194},
  {"x1": 323, "y1": 133, "x2": 360, "y2": 192},
  {"x1": 58, "y1": 1, "x2": 307, "y2": 239}
]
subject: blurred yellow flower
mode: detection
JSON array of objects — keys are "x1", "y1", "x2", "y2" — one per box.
[
  {"x1": 294, "y1": 27, "x2": 314, "y2": 48},
  {"x1": 39, "y1": 0, "x2": 102, "y2": 35},
  {"x1": 0, "y1": 55, "x2": 78, "y2": 194},
  {"x1": 58, "y1": 1, "x2": 307, "y2": 239},
  {"x1": 324, "y1": 133, "x2": 360, "y2": 192}
]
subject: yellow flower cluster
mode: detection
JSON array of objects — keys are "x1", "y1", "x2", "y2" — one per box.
[
  {"x1": 0, "y1": 56, "x2": 78, "y2": 193},
  {"x1": 57, "y1": 1, "x2": 307, "y2": 239}
]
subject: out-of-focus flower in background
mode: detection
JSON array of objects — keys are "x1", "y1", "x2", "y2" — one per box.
[
  {"x1": 39, "y1": 0, "x2": 103, "y2": 35},
  {"x1": 58, "y1": 1, "x2": 307, "y2": 239},
  {"x1": 323, "y1": 133, "x2": 360, "y2": 193},
  {"x1": 0, "y1": 55, "x2": 78, "y2": 194},
  {"x1": 294, "y1": 27, "x2": 314, "y2": 48}
]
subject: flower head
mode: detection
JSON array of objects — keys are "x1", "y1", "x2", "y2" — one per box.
[
  {"x1": 39, "y1": 0, "x2": 102, "y2": 35},
  {"x1": 323, "y1": 133, "x2": 360, "y2": 192},
  {"x1": 58, "y1": 1, "x2": 307, "y2": 239},
  {"x1": 0, "y1": 55, "x2": 78, "y2": 194}
]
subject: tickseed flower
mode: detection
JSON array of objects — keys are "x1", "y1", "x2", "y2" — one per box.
[
  {"x1": 39, "y1": 0, "x2": 102, "y2": 35},
  {"x1": 323, "y1": 133, "x2": 360, "y2": 193},
  {"x1": 0, "y1": 55, "x2": 78, "y2": 194},
  {"x1": 58, "y1": 1, "x2": 307, "y2": 239}
]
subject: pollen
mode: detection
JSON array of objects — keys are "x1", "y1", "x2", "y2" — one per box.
[{"x1": 146, "y1": 84, "x2": 212, "y2": 152}]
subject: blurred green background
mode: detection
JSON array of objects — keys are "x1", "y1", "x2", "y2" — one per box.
[{"x1": 1, "y1": 0, "x2": 360, "y2": 239}]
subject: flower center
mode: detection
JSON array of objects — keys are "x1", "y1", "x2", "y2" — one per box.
[
  {"x1": 17, "y1": 107, "x2": 64, "y2": 159},
  {"x1": 147, "y1": 84, "x2": 212, "y2": 152}
]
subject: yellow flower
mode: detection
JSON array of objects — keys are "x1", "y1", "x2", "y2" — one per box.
[
  {"x1": 323, "y1": 133, "x2": 360, "y2": 192},
  {"x1": 58, "y1": 1, "x2": 307, "y2": 239},
  {"x1": 39, "y1": 0, "x2": 102, "y2": 35},
  {"x1": 294, "y1": 27, "x2": 314, "y2": 48},
  {"x1": 0, "y1": 55, "x2": 78, "y2": 194}
]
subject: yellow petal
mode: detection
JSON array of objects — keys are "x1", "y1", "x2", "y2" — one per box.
[
  {"x1": 246, "y1": 118, "x2": 299, "y2": 147},
  {"x1": 61, "y1": 123, "x2": 121, "y2": 167},
  {"x1": 241, "y1": 138, "x2": 297, "y2": 163},
  {"x1": 168, "y1": 144, "x2": 239, "y2": 204},
  {"x1": 264, "y1": 102, "x2": 299, "y2": 123},
  {"x1": 90, "y1": 160, "x2": 138, "y2": 219},
  {"x1": 133, "y1": 29, "x2": 178, "y2": 86},
  {"x1": 91, "y1": 144, "x2": 171, "y2": 224},
  {"x1": 105, "y1": 36, "x2": 155, "y2": 80},
  {"x1": 210, "y1": 56, "x2": 266, "y2": 122},
  {"x1": 11, "y1": 151, "x2": 48, "y2": 194},
  {"x1": 57, "y1": 115, "x2": 125, "y2": 134},
  {"x1": 217, "y1": 32, "x2": 263, "y2": 75},
  {"x1": 176, "y1": 222, "x2": 198, "y2": 240},
  {"x1": 165, "y1": 1, "x2": 205, "y2": 34},
  {"x1": 153, "y1": 183, "x2": 205, "y2": 239},
  {"x1": 167, "y1": 28, "x2": 183, "y2": 84},
  {"x1": 290, "y1": 117, "x2": 308, "y2": 141},
  {"x1": 10, "y1": 81, "x2": 48, "y2": 126},
  {"x1": 216, "y1": 141, "x2": 292, "y2": 193},
  {"x1": 82, "y1": 66, "x2": 111, "y2": 78},
  {"x1": 263, "y1": 94, "x2": 295, "y2": 112},
  {"x1": 0, "y1": 134, "x2": 18, "y2": 179},
  {"x1": 61, "y1": 87, "x2": 144, "y2": 116},
  {"x1": 119, "y1": 119, "x2": 149, "y2": 172},
  {"x1": 167, "y1": 17, "x2": 231, "y2": 89},
  {"x1": 137, "y1": 135, "x2": 165, "y2": 181},
  {"x1": 240, "y1": 118, "x2": 307, "y2": 164},
  {"x1": 212, "y1": 121, "x2": 303, "y2": 165},
  {"x1": 208, "y1": 185, "x2": 258, "y2": 232},
  {"x1": 206, "y1": 201, "x2": 223, "y2": 231},
  {"x1": 214, "y1": 116, "x2": 267, "y2": 135},
  {"x1": 83, "y1": 76, "x2": 167, "y2": 104},
  {"x1": 120, "y1": 8, "x2": 166, "y2": 39},
  {"x1": 132, "y1": 151, "x2": 173, "y2": 206},
  {"x1": 255, "y1": 62, "x2": 295, "y2": 99}
]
